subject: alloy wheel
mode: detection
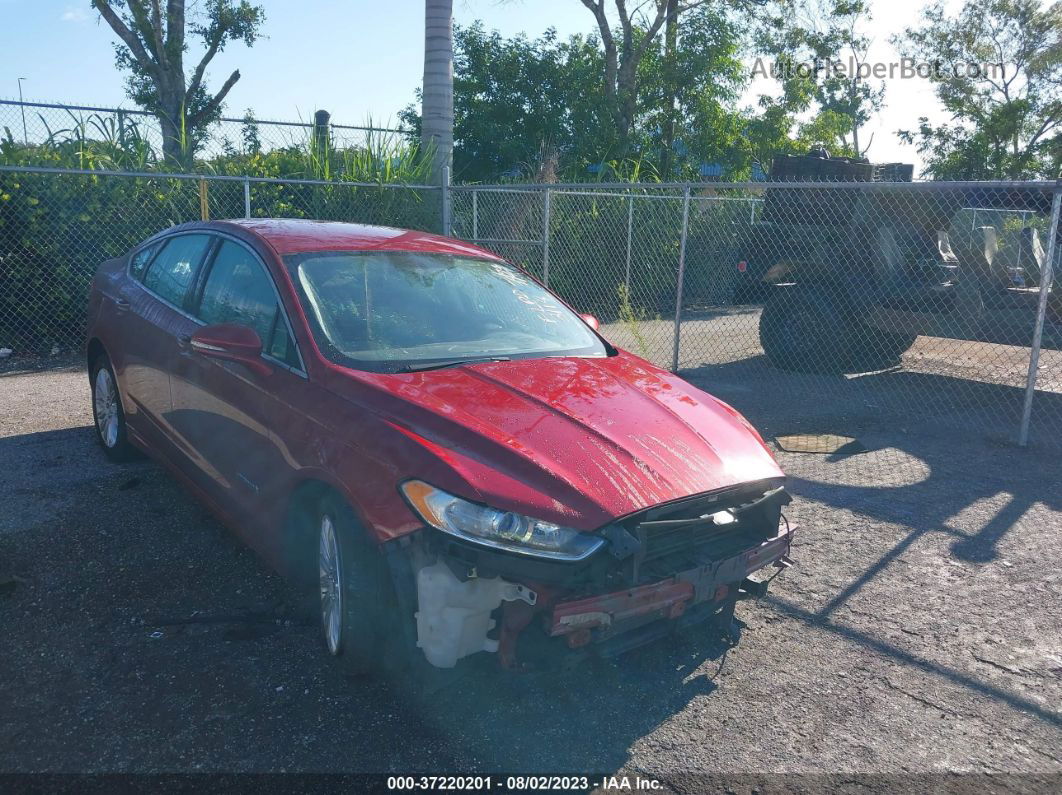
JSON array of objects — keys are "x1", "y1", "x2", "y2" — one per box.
[
  {"x1": 93, "y1": 367, "x2": 120, "y2": 449},
  {"x1": 319, "y1": 515, "x2": 343, "y2": 656}
]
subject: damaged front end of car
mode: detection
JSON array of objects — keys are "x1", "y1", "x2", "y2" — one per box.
[{"x1": 391, "y1": 477, "x2": 795, "y2": 671}]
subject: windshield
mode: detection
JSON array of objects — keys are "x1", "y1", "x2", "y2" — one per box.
[{"x1": 287, "y1": 251, "x2": 608, "y2": 372}]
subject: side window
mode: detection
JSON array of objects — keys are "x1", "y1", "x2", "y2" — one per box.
[
  {"x1": 129, "y1": 243, "x2": 157, "y2": 281},
  {"x1": 142, "y1": 234, "x2": 211, "y2": 307},
  {"x1": 198, "y1": 240, "x2": 301, "y2": 368}
]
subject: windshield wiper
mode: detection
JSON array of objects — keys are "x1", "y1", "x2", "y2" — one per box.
[{"x1": 396, "y1": 356, "x2": 512, "y2": 373}]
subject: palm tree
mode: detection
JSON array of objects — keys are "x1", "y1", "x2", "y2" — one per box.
[{"x1": 422, "y1": 0, "x2": 454, "y2": 185}]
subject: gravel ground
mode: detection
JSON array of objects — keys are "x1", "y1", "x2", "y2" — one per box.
[{"x1": 1, "y1": 356, "x2": 1060, "y2": 789}]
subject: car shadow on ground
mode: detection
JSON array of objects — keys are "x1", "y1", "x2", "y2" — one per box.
[
  {"x1": 392, "y1": 627, "x2": 731, "y2": 773},
  {"x1": 0, "y1": 424, "x2": 737, "y2": 774}
]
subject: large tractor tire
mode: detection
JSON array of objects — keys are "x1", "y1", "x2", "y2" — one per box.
[
  {"x1": 759, "y1": 286, "x2": 853, "y2": 373},
  {"x1": 847, "y1": 329, "x2": 917, "y2": 371}
]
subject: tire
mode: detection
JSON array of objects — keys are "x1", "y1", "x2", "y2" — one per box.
[
  {"x1": 847, "y1": 328, "x2": 916, "y2": 371},
  {"x1": 90, "y1": 354, "x2": 138, "y2": 462},
  {"x1": 731, "y1": 276, "x2": 771, "y2": 306},
  {"x1": 316, "y1": 494, "x2": 400, "y2": 675},
  {"x1": 758, "y1": 286, "x2": 852, "y2": 373}
]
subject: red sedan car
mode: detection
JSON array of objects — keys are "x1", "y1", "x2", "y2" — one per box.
[{"x1": 86, "y1": 219, "x2": 793, "y2": 673}]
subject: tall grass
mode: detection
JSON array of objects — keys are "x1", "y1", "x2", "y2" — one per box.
[
  {"x1": 3, "y1": 111, "x2": 156, "y2": 172},
  {"x1": 1, "y1": 108, "x2": 434, "y2": 187},
  {"x1": 299, "y1": 116, "x2": 436, "y2": 185}
]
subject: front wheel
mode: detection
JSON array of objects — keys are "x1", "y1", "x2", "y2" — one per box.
[
  {"x1": 317, "y1": 495, "x2": 401, "y2": 675},
  {"x1": 90, "y1": 355, "x2": 138, "y2": 462}
]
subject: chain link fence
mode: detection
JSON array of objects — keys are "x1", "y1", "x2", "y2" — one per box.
[
  {"x1": 0, "y1": 166, "x2": 439, "y2": 351},
  {"x1": 0, "y1": 99, "x2": 407, "y2": 169},
  {"x1": 1, "y1": 162, "x2": 1059, "y2": 454},
  {"x1": 452, "y1": 181, "x2": 1062, "y2": 451}
]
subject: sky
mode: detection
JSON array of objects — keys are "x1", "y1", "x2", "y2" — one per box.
[{"x1": 0, "y1": 0, "x2": 959, "y2": 171}]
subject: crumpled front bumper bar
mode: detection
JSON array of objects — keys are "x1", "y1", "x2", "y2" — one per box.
[{"x1": 547, "y1": 521, "x2": 795, "y2": 647}]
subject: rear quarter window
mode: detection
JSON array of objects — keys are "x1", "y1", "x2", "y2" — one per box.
[{"x1": 129, "y1": 244, "x2": 157, "y2": 281}]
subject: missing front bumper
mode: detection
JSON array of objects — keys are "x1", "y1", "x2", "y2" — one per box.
[
  {"x1": 405, "y1": 484, "x2": 796, "y2": 669},
  {"x1": 545, "y1": 523, "x2": 795, "y2": 651}
]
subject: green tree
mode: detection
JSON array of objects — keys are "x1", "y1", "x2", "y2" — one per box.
[
  {"x1": 755, "y1": 0, "x2": 885, "y2": 161},
  {"x1": 801, "y1": 0, "x2": 884, "y2": 156},
  {"x1": 575, "y1": 0, "x2": 719, "y2": 157},
  {"x1": 91, "y1": 0, "x2": 265, "y2": 166},
  {"x1": 456, "y1": 25, "x2": 611, "y2": 180},
  {"x1": 896, "y1": 0, "x2": 1062, "y2": 179},
  {"x1": 402, "y1": 13, "x2": 746, "y2": 182},
  {"x1": 658, "y1": 0, "x2": 681, "y2": 176},
  {"x1": 638, "y1": 3, "x2": 746, "y2": 176},
  {"x1": 403, "y1": 24, "x2": 609, "y2": 181}
]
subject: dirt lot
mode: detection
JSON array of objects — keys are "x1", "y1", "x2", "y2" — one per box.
[{"x1": 1, "y1": 354, "x2": 1060, "y2": 788}]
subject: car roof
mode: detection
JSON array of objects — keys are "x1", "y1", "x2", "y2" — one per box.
[{"x1": 212, "y1": 218, "x2": 506, "y2": 261}]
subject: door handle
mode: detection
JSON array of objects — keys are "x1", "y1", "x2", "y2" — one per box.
[{"x1": 115, "y1": 296, "x2": 131, "y2": 311}]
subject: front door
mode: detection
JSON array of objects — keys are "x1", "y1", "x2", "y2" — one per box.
[{"x1": 168, "y1": 236, "x2": 305, "y2": 527}]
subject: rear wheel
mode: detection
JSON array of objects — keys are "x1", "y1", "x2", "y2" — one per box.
[
  {"x1": 759, "y1": 287, "x2": 852, "y2": 373},
  {"x1": 90, "y1": 354, "x2": 137, "y2": 462}
]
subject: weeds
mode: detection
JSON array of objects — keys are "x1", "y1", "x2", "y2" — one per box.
[
  {"x1": 616, "y1": 282, "x2": 652, "y2": 358},
  {"x1": 1, "y1": 107, "x2": 433, "y2": 187}
]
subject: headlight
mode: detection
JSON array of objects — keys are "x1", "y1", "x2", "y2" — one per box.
[{"x1": 400, "y1": 480, "x2": 604, "y2": 562}]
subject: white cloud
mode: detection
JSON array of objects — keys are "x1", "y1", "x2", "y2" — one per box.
[{"x1": 60, "y1": 6, "x2": 89, "y2": 23}]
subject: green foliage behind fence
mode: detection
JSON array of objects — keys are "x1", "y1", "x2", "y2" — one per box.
[
  {"x1": 0, "y1": 170, "x2": 439, "y2": 351},
  {"x1": 450, "y1": 187, "x2": 763, "y2": 328}
]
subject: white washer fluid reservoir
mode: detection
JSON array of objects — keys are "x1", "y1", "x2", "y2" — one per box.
[{"x1": 415, "y1": 561, "x2": 536, "y2": 668}]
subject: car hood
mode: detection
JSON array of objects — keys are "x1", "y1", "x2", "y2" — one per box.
[{"x1": 338, "y1": 352, "x2": 783, "y2": 531}]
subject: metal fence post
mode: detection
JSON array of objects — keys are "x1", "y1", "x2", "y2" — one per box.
[
  {"x1": 625, "y1": 195, "x2": 634, "y2": 291},
  {"x1": 671, "y1": 185, "x2": 692, "y2": 372},
  {"x1": 1018, "y1": 183, "x2": 1062, "y2": 446},
  {"x1": 542, "y1": 189, "x2": 552, "y2": 288},
  {"x1": 472, "y1": 189, "x2": 478, "y2": 240},
  {"x1": 1015, "y1": 210, "x2": 1025, "y2": 273},
  {"x1": 243, "y1": 177, "x2": 251, "y2": 219},
  {"x1": 441, "y1": 165, "x2": 452, "y2": 237}
]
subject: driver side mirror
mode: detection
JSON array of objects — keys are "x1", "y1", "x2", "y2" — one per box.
[
  {"x1": 190, "y1": 324, "x2": 272, "y2": 377},
  {"x1": 580, "y1": 314, "x2": 600, "y2": 331}
]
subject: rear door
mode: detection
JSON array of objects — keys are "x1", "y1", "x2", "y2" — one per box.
[
  {"x1": 169, "y1": 235, "x2": 306, "y2": 527},
  {"x1": 112, "y1": 233, "x2": 213, "y2": 449}
]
